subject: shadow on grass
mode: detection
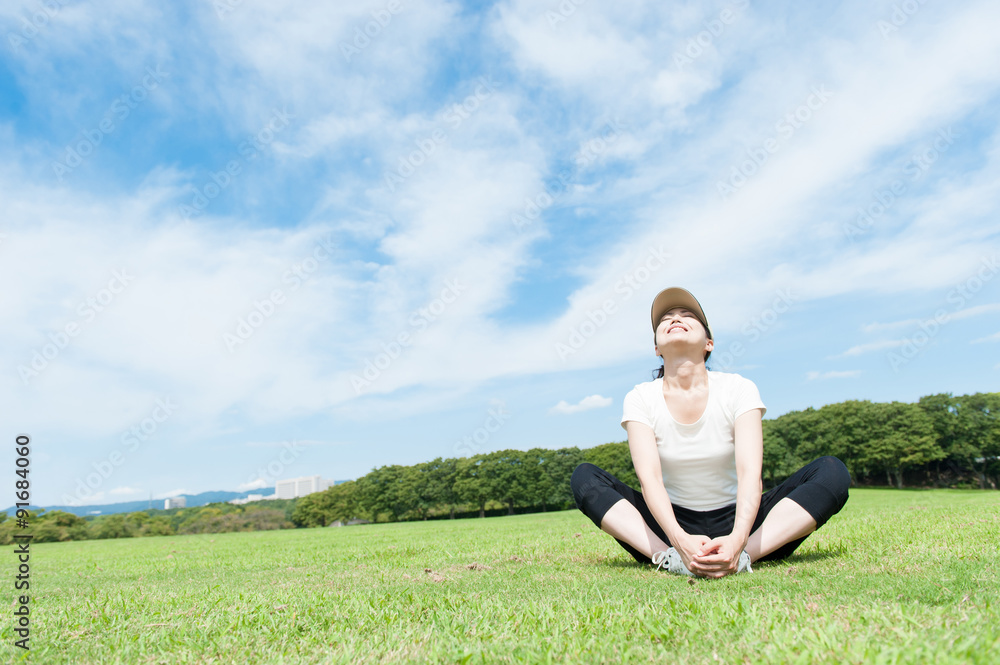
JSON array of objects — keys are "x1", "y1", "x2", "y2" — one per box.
[{"x1": 756, "y1": 548, "x2": 844, "y2": 566}]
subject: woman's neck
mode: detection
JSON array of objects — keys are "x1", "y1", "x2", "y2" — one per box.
[{"x1": 661, "y1": 358, "x2": 709, "y2": 392}]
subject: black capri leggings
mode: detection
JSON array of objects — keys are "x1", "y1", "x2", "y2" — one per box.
[{"x1": 571, "y1": 456, "x2": 850, "y2": 564}]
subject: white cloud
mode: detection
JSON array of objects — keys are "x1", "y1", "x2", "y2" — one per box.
[
  {"x1": 495, "y1": 1, "x2": 650, "y2": 90},
  {"x1": 108, "y1": 487, "x2": 142, "y2": 496},
  {"x1": 71, "y1": 492, "x2": 106, "y2": 506},
  {"x1": 157, "y1": 488, "x2": 189, "y2": 499},
  {"x1": 863, "y1": 304, "x2": 1000, "y2": 336},
  {"x1": 550, "y1": 394, "x2": 613, "y2": 415},
  {"x1": 806, "y1": 370, "x2": 862, "y2": 381},
  {"x1": 829, "y1": 340, "x2": 904, "y2": 358},
  {"x1": 950, "y1": 303, "x2": 1000, "y2": 321},
  {"x1": 5, "y1": 0, "x2": 1000, "y2": 506},
  {"x1": 862, "y1": 319, "x2": 922, "y2": 333},
  {"x1": 243, "y1": 439, "x2": 342, "y2": 448},
  {"x1": 237, "y1": 478, "x2": 270, "y2": 492},
  {"x1": 971, "y1": 332, "x2": 1000, "y2": 344}
]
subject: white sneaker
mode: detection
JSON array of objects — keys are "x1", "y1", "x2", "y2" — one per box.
[
  {"x1": 737, "y1": 550, "x2": 753, "y2": 573},
  {"x1": 651, "y1": 548, "x2": 694, "y2": 576},
  {"x1": 651, "y1": 548, "x2": 753, "y2": 575}
]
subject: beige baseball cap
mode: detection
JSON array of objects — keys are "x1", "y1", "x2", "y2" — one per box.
[{"x1": 650, "y1": 287, "x2": 712, "y2": 339}]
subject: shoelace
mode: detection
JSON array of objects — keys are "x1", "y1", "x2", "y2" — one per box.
[{"x1": 651, "y1": 550, "x2": 670, "y2": 571}]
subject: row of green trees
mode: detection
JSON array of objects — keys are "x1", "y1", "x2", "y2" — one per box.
[
  {"x1": 763, "y1": 393, "x2": 999, "y2": 489},
  {"x1": 0, "y1": 500, "x2": 298, "y2": 545},
  {"x1": 293, "y1": 392, "x2": 998, "y2": 527},
  {"x1": 5, "y1": 392, "x2": 994, "y2": 542},
  {"x1": 291, "y1": 441, "x2": 638, "y2": 527}
]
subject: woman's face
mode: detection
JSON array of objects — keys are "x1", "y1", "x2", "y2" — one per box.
[{"x1": 654, "y1": 307, "x2": 713, "y2": 359}]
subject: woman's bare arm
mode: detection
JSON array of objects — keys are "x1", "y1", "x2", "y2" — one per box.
[
  {"x1": 731, "y1": 407, "x2": 764, "y2": 542},
  {"x1": 691, "y1": 408, "x2": 764, "y2": 576},
  {"x1": 625, "y1": 420, "x2": 711, "y2": 566}
]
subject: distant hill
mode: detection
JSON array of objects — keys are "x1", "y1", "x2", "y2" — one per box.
[{"x1": 4, "y1": 488, "x2": 276, "y2": 517}]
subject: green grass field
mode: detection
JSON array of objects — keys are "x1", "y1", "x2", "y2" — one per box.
[{"x1": 5, "y1": 489, "x2": 999, "y2": 664}]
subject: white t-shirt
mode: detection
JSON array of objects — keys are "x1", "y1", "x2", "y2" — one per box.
[{"x1": 620, "y1": 371, "x2": 766, "y2": 511}]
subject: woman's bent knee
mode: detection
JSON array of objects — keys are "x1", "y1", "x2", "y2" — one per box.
[
  {"x1": 571, "y1": 463, "x2": 601, "y2": 509},
  {"x1": 803, "y1": 456, "x2": 851, "y2": 519},
  {"x1": 816, "y1": 456, "x2": 851, "y2": 503},
  {"x1": 571, "y1": 462, "x2": 600, "y2": 488}
]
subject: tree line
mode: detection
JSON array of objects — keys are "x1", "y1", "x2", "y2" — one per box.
[
  {"x1": 0, "y1": 500, "x2": 297, "y2": 545},
  {"x1": 763, "y1": 393, "x2": 999, "y2": 490},
  {"x1": 291, "y1": 441, "x2": 638, "y2": 527},
  {"x1": 294, "y1": 392, "x2": 998, "y2": 527},
  {"x1": 4, "y1": 391, "x2": 994, "y2": 543}
]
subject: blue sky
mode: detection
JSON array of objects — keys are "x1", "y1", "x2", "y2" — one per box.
[{"x1": 2, "y1": 0, "x2": 998, "y2": 508}]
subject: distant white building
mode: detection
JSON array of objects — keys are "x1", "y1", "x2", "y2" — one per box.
[
  {"x1": 275, "y1": 475, "x2": 331, "y2": 499},
  {"x1": 164, "y1": 496, "x2": 186, "y2": 509}
]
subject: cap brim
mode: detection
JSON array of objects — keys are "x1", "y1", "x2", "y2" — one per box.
[{"x1": 650, "y1": 287, "x2": 711, "y2": 336}]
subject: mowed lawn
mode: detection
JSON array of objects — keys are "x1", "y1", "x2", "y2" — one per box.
[{"x1": 5, "y1": 489, "x2": 999, "y2": 664}]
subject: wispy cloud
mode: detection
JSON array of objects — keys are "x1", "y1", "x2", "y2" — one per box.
[
  {"x1": 243, "y1": 440, "x2": 344, "y2": 448},
  {"x1": 237, "y1": 478, "x2": 272, "y2": 492},
  {"x1": 806, "y1": 370, "x2": 862, "y2": 381},
  {"x1": 950, "y1": 303, "x2": 1000, "y2": 321},
  {"x1": 861, "y1": 319, "x2": 922, "y2": 333},
  {"x1": 3, "y1": 0, "x2": 998, "y2": 506},
  {"x1": 863, "y1": 303, "x2": 1000, "y2": 333},
  {"x1": 829, "y1": 340, "x2": 904, "y2": 358},
  {"x1": 971, "y1": 332, "x2": 1000, "y2": 344},
  {"x1": 550, "y1": 394, "x2": 613, "y2": 415},
  {"x1": 108, "y1": 487, "x2": 142, "y2": 496}
]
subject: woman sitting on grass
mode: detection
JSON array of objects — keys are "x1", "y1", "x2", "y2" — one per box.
[{"x1": 571, "y1": 287, "x2": 850, "y2": 578}]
